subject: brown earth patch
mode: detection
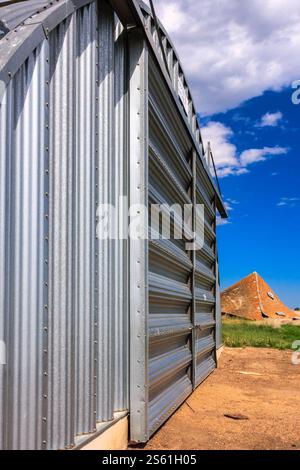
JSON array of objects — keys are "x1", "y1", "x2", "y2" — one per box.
[{"x1": 143, "y1": 347, "x2": 300, "y2": 450}]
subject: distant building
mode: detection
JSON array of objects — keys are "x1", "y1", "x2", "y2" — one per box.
[{"x1": 221, "y1": 272, "x2": 299, "y2": 321}]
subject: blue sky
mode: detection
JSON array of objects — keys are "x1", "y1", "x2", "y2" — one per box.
[
  {"x1": 201, "y1": 88, "x2": 300, "y2": 308},
  {"x1": 151, "y1": 0, "x2": 300, "y2": 307}
]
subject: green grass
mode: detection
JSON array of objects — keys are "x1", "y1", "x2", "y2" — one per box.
[{"x1": 222, "y1": 319, "x2": 300, "y2": 350}]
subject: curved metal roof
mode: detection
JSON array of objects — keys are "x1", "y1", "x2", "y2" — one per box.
[{"x1": 0, "y1": 0, "x2": 227, "y2": 216}]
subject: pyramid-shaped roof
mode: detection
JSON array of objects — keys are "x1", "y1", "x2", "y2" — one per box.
[{"x1": 221, "y1": 272, "x2": 298, "y2": 320}]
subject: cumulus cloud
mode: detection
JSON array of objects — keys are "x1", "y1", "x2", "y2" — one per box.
[
  {"x1": 258, "y1": 111, "x2": 283, "y2": 127},
  {"x1": 201, "y1": 121, "x2": 288, "y2": 177},
  {"x1": 240, "y1": 146, "x2": 288, "y2": 166},
  {"x1": 148, "y1": 0, "x2": 300, "y2": 115}
]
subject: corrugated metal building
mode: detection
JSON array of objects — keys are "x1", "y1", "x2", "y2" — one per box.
[{"x1": 0, "y1": 0, "x2": 227, "y2": 450}]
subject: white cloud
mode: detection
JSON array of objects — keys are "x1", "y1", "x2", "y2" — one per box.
[
  {"x1": 258, "y1": 111, "x2": 283, "y2": 127},
  {"x1": 149, "y1": 0, "x2": 300, "y2": 115},
  {"x1": 217, "y1": 216, "x2": 231, "y2": 226},
  {"x1": 202, "y1": 121, "x2": 288, "y2": 177},
  {"x1": 277, "y1": 197, "x2": 300, "y2": 207},
  {"x1": 240, "y1": 146, "x2": 288, "y2": 166},
  {"x1": 201, "y1": 122, "x2": 238, "y2": 168}
]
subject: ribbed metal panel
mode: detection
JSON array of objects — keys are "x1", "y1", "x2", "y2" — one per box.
[
  {"x1": 0, "y1": 42, "x2": 48, "y2": 449},
  {"x1": 0, "y1": 0, "x2": 128, "y2": 450},
  {"x1": 143, "y1": 49, "x2": 218, "y2": 439},
  {"x1": 0, "y1": 76, "x2": 7, "y2": 451},
  {"x1": 96, "y1": 0, "x2": 115, "y2": 423},
  {"x1": 74, "y1": 2, "x2": 97, "y2": 436},
  {"x1": 113, "y1": 16, "x2": 128, "y2": 413},
  {"x1": 47, "y1": 13, "x2": 76, "y2": 449},
  {"x1": 147, "y1": 52, "x2": 194, "y2": 436},
  {"x1": 0, "y1": 0, "x2": 224, "y2": 450}
]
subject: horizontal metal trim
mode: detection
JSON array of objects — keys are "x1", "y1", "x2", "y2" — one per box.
[
  {"x1": 148, "y1": 183, "x2": 194, "y2": 242},
  {"x1": 149, "y1": 94, "x2": 192, "y2": 178},
  {"x1": 145, "y1": 33, "x2": 227, "y2": 217},
  {"x1": 195, "y1": 287, "x2": 215, "y2": 304},
  {"x1": 197, "y1": 242, "x2": 215, "y2": 264},
  {"x1": 149, "y1": 272, "x2": 192, "y2": 302},
  {"x1": 149, "y1": 237, "x2": 192, "y2": 272},
  {"x1": 195, "y1": 261, "x2": 215, "y2": 283},
  {"x1": 149, "y1": 142, "x2": 191, "y2": 205},
  {"x1": 149, "y1": 348, "x2": 192, "y2": 391},
  {"x1": 149, "y1": 375, "x2": 192, "y2": 436},
  {"x1": 148, "y1": 323, "x2": 192, "y2": 338},
  {"x1": 149, "y1": 111, "x2": 192, "y2": 186},
  {"x1": 195, "y1": 336, "x2": 215, "y2": 358},
  {"x1": 196, "y1": 182, "x2": 215, "y2": 219},
  {"x1": 195, "y1": 320, "x2": 216, "y2": 330},
  {"x1": 204, "y1": 219, "x2": 216, "y2": 241},
  {"x1": 195, "y1": 356, "x2": 215, "y2": 386}
]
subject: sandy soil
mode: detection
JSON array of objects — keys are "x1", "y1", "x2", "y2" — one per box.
[{"x1": 144, "y1": 347, "x2": 300, "y2": 450}]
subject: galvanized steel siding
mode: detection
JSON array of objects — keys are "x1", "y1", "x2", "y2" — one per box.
[
  {"x1": 0, "y1": 1, "x2": 128, "y2": 450},
  {"x1": 147, "y1": 53, "x2": 194, "y2": 436},
  {"x1": 0, "y1": 42, "x2": 48, "y2": 449},
  {"x1": 0, "y1": 0, "x2": 223, "y2": 450},
  {"x1": 130, "y1": 49, "x2": 218, "y2": 441},
  {"x1": 113, "y1": 18, "x2": 128, "y2": 413}
]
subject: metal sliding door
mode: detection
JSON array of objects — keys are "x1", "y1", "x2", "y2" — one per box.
[{"x1": 129, "y1": 41, "x2": 218, "y2": 442}]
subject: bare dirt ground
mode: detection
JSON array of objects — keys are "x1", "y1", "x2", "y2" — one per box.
[{"x1": 144, "y1": 347, "x2": 300, "y2": 450}]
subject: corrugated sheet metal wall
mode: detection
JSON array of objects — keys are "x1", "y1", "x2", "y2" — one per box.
[
  {"x1": 0, "y1": 1, "x2": 128, "y2": 450},
  {"x1": 0, "y1": 0, "x2": 222, "y2": 449},
  {"x1": 0, "y1": 43, "x2": 47, "y2": 449}
]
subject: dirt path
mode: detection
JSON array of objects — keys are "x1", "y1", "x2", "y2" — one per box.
[{"x1": 144, "y1": 348, "x2": 300, "y2": 450}]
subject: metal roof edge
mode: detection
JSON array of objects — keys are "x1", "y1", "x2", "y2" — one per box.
[
  {"x1": 108, "y1": 0, "x2": 227, "y2": 218},
  {"x1": 0, "y1": 0, "x2": 95, "y2": 102},
  {"x1": 0, "y1": 0, "x2": 228, "y2": 217}
]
